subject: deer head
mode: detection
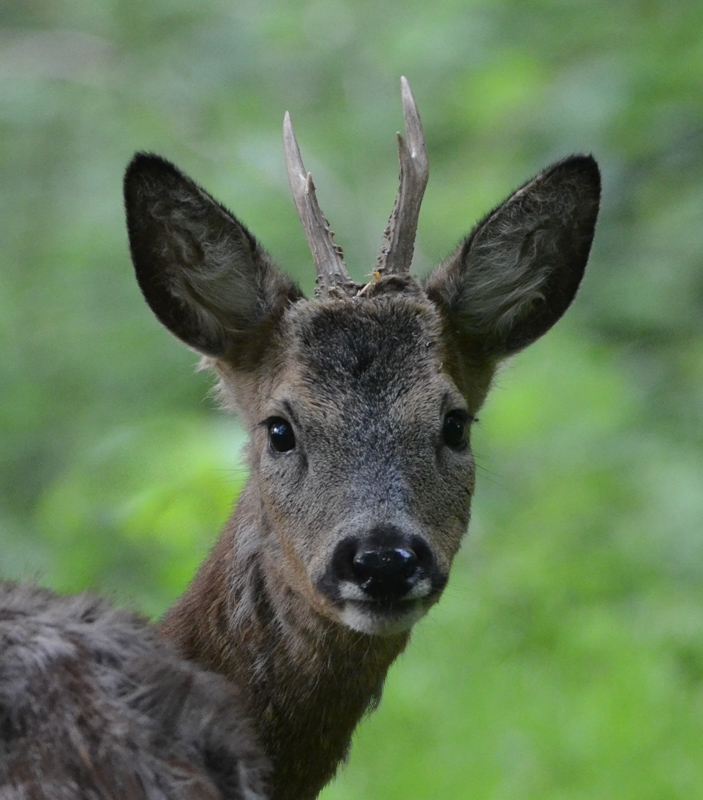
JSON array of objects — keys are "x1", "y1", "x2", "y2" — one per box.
[{"x1": 123, "y1": 78, "x2": 599, "y2": 640}]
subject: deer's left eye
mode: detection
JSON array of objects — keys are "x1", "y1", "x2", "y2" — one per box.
[{"x1": 442, "y1": 410, "x2": 473, "y2": 449}]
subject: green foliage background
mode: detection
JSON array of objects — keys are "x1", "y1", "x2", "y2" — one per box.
[{"x1": 3, "y1": 1, "x2": 703, "y2": 797}]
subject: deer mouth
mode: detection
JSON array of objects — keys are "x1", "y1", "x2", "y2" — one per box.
[{"x1": 339, "y1": 596, "x2": 429, "y2": 636}]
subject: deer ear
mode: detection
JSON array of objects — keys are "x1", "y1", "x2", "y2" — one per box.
[
  {"x1": 124, "y1": 153, "x2": 302, "y2": 359},
  {"x1": 425, "y1": 155, "x2": 600, "y2": 359}
]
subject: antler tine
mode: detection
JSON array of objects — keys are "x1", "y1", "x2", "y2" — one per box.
[
  {"x1": 376, "y1": 77, "x2": 429, "y2": 276},
  {"x1": 283, "y1": 112, "x2": 350, "y2": 296}
]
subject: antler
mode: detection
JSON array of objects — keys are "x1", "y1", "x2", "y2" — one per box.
[
  {"x1": 376, "y1": 77, "x2": 429, "y2": 276},
  {"x1": 283, "y1": 112, "x2": 351, "y2": 296}
]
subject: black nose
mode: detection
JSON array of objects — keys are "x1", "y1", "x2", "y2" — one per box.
[
  {"x1": 352, "y1": 547, "x2": 419, "y2": 600},
  {"x1": 324, "y1": 526, "x2": 435, "y2": 604}
]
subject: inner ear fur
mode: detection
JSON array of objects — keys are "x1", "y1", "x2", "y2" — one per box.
[
  {"x1": 425, "y1": 154, "x2": 600, "y2": 360},
  {"x1": 124, "y1": 153, "x2": 302, "y2": 360}
]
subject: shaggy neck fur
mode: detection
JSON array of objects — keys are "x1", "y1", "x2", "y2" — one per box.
[{"x1": 159, "y1": 482, "x2": 410, "y2": 800}]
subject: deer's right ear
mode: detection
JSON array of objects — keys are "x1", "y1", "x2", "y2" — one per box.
[{"x1": 124, "y1": 153, "x2": 302, "y2": 359}]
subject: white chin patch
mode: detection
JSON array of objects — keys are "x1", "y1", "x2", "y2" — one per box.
[{"x1": 340, "y1": 601, "x2": 427, "y2": 637}]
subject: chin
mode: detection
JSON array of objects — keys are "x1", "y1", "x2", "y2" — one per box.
[{"x1": 339, "y1": 600, "x2": 428, "y2": 637}]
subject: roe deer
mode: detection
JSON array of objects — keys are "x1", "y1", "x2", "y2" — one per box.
[{"x1": 0, "y1": 78, "x2": 600, "y2": 800}]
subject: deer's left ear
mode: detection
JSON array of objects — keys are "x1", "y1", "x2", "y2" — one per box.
[{"x1": 424, "y1": 155, "x2": 600, "y2": 360}]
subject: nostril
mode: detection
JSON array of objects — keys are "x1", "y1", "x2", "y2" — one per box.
[
  {"x1": 352, "y1": 547, "x2": 419, "y2": 599},
  {"x1": 410, "y1": 536, "x2": 433, "y2": 571}
]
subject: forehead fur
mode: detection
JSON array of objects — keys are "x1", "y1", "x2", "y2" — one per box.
[
  {"x1": 212, "y1": 281, "x2": 494, "y2": 419},
  {"x1": 285, "y1": 292, "x2": 445, "y2": 401}
]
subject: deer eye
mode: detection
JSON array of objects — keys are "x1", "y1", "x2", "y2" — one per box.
[
  {"x1": 267, "y1": 417, "x2": 296, "y2": 453},
  {"x1": 442, "y1": 410, "x2": 473, "y2": 449}
]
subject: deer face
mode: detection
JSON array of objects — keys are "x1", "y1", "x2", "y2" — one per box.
[
  {"x1": 124, "y1": 81, "x2": 599, "y2": 639},
  {"x1": 245, "y1": 294, "x2": 481, "y2": 636}
]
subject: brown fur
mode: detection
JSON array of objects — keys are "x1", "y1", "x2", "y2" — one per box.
[
  {"x1": 0, "y1": 582, "x2": 268, "y2": 800},
  {"x1": 123, "y1": 143, "x2": 598, "y2": 800},
  {"x1": 0, "y1": 111, "x2": 600, "y2": 800}
]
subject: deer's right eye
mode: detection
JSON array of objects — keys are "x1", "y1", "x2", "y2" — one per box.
[{"x1": 267, "y1": 417, "x2": 296, "y2": 453}]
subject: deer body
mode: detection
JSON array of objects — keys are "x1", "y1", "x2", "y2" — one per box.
[
  {"x1": 157, "y1": 288, "x2": 476, "y2": 800},
  {"x1": 0, "y1": 581, "x2": 268, "y2": 800},
  {"x1": 1, "y1": 80, "x2": 600, "y2": 800}
]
